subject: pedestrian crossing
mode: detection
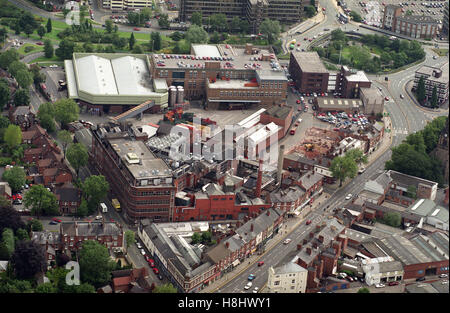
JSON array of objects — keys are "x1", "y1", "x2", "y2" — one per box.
[{"x1": 392, "y1": 128, "x2": 409, "y2": 135}]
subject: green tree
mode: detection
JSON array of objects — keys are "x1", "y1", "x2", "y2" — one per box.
[
  {"x1": 416, "y1": 76, "x2": 426, "y2": 104},
  {"x1": 132, "y1": 45, "x2": 144, "y2": 54},
  {"x1": 170, "y1": 31, "x2": 183, "y2": 41},
  {"x1": 125, "y1": 230, "x2": 135, "y2": 249},
  {"x1": 15, "y1": 228, "x2": 29, "y2": 241},
  {"x1": 382, "y1": 212, "x2": 401, "y2": 227},
  {"x1": 259, "y1": 19, "x2": 281, "y2": 44},
  {"x1": 35, "y1": 282, "x2": 57, "y2": 293},
  {"x1": 30, "y1": 64, "x2": 46, "y2": 85},
  {"x1": 39, "y1": 114, "x2": 56, "y2": 133},
  {"x1": 0, "y1": 49, "x2": 20, "y2": 70},
  {"x1": 57, "y1": 130, "x2": 72, "y2": 160},
  {"x1": 15, "y1": 70, "x2": 33, "y2": 89},
  {"x1": 24, "y1": 184, "x2": 59, "y2": 217},
  {"x1": 8, "y1": 61, "x2": 28, "y2": 77},
  {"x1": 191, "y1": 232, "x2": 201, "y2": 244},
  {"x1": 37, "y1": 26, "x2": 46, "y2": 39},
  {"x1": 358, "y1": 287, "x2": 370, "y2": 293},
  {"x1": 77, "y1": 198, "x2": 89, "y2": 217},
  {"x1": 431, "y1": 85, "x2": 438, "y2": 108},
  {"x1": 54, "y1": 98, "x2": 79, "y2": 127},
  {"x1": 0, "y1": 28, "x2": 7, "y2": 45},
  {"x1": 82, "y1": 175, "x2": 109, "y2": 212},
  {"x1": 0, "y1": 201, "x2": 26, "y2": 234},
  {"x1": 10, "y1": 240, "x2": 46, "y2": 280},
  {"x1": 158, "y1": 14, "x2": 170, "y2": 29},
  {"x1": 55, "y1": 39, "x2": 75, "y2": 60},
  {"x1": 153, "y1": 283, "x2": 178, "y2": 293},
  {"x1": 0, "y1": 78, "x2": 10, "y2": 111},
  {"x1": 3, "y1": 124, "x2": 22, "y2": 150},
  {"x1": 28, "y1": 219, "x2": 43, "y2": 232},
  {"x1": 305, "y1": 5, "x2": 317, "y2": 18},
  {"x1": 46, "y1": 19, "x2": 52, "y2": 33},
  {"x1": 129, "y1": 32, "x2": 136, "y2": 50},
  {"x1": 150, "y1": 32, "x2": 162, "y2": 51},
  {"x1": 330, "y1": 156, "x2": 358, "y2": 187},
  {"x1": 346, "y1": 149, "x2": 368, "y2": 165},
  {"x1": 209, "y1": 31, "x2": 221, "y2": 44},
  {"x1": 191, "y1": 12, "x2": 202, "y2": 27},
  {"x1": 66, "y1": 143, "x2": 88, "y2": 176},
  {"x1": 23, "y1": 24, "x2": 34, "y2": 38},
  {"x1": 44, "y1": 39, "x2": 54, "y2": 58},
  {"x1": 230, "y1": 16, "x2": 241, "y2": 33},
  {"x1": 185, "y1": 25, "x2": 208, "y2": 44},
  {"x1": 350, "y1": 11, "x2": 363, "y2": 22},
  {"x1": 1, "y1": 228, "x2": 15, "y2": 258},
  {"x1": 105, "y1": 20, "x2": 114, "y2": 34},
  {"x1": 201, "y1": 231, "x2": 212, "y2": 243},
  {"x1": 79, "y1": 240, "x2": 116, "y2": 288},
  {"x1": 13, "y1": 88, "x2": 30, "y2": 107},
  {"x1": 62, "y1": 8, "x2": 70, "y2": 19},
  {"x1": 209, "y1": 14, "x2": 227, "y2": 32}
]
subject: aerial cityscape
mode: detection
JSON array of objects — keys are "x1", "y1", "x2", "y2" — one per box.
[{"x1": 0, "y1": 0, "x2": 448, "y2": 301}]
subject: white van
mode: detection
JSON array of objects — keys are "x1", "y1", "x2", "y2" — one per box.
[{"x1": 100, "y1": 203, "x2": 108, "y2": 213}]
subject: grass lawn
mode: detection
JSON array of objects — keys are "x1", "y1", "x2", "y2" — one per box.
[
  {"x1": 17, "y1": 43, "x2": 44, "y2": 56},
  {"x1": 432, "y1": 48, "x2": 449, "y2": 56}
]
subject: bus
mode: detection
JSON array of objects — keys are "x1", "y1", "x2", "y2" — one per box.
[
  {"x1": 112, "y1": 198, "x2": 121, "y2": 212},
  {"x1": 339, "y1": 13, "x2": 349, "y2": 23},
  {"x1": 100, "y1": 202, "x2": 108, "y2": 213}
]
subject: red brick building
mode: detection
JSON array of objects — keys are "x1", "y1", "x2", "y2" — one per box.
[
  {"x1": 289, "y1": 52, "x2": 329, "y2": 94},
  {"x1": 54, "y1": 182, "x2": 82, "y2": 214},
  {"x1": 259, "y1": 105, "x2": 294, "y2": 137}
]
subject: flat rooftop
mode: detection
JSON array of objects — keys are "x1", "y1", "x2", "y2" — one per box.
[
  {"x1": 109, "y1": 137, "x2": 172, "y2": 181},
  {"x1": 291, "y1": 51, "x2": 328, "y2": 73},
  {"x1": 416, "y1": 65, "x2": 449, "y2": 84},
  {"x1": 346, "y1": 71, "x2": 370, "y2": 83},
  {"x1": 191, "y1": 44, "x2": 222, "y2": 58},
  {"x1": 207, "y1": 79, "x2": 260, "y2": 89}
]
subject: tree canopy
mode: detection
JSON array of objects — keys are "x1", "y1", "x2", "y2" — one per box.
[
  {"x1": 185, "y1": 25, "x2": 208, "y2": 44},
  {"x1": 66, "y1": 143, "x2": 88, "y2": 176},
  {"x1": 82, "y1": 175, "x2": 109, "y2": 213},
  {"x1": 259, "y1": 19, "x2": 281, "y2": 44},
  {"x1": 11, "y1": 240, "x2": 46, "y2": 279},
  {"x1": 54, "y1": 98, "x2": 79, "y2": 127},
  {"x1": 330, "y1": 155, "x2": 358, "y2": 187},
  {"x1": 24, "y1": 184, "x2": 59, "y2": 217},
  {"x1": 2, "y1": 166, "x2": 26, "y2": 193},
  {"x1": 79, "y1": 240, "x2": 116, "y2": 288}
]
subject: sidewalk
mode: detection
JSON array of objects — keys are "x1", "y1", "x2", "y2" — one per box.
[{"x1": 200, "y1": 191, "x2": 330, "y2": 293}]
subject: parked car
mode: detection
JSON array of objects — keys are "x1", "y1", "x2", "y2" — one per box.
[
  {"x1": 148, "y1": 259, "x2": 155, "y2": 267},
  {"x1": 52, "y1": 218, "x2": 62, "y2": 223},
  {"x1": 36, "y1": 42, "x2": 43, "y2": 46},
  {"x1": 49, "y1": 220, "x2": 58, "y2": 225},
  {"x1": 158, "y1": 274, "x2": 163, "y2": 280},
  {"x1": 257, "y1": 261, "x2": 264, "y2": 267},
  {"x1": 400, "y1": 94, "x2": 404, "y2": 99},
  {"x1": 439, "y1": 274, "x2": 448, "y2": 278},
  {"x1": 384, "y1": 96, "x2": 390, "y2": 101},
  {"x1": 375, "y1": 283, "x2": 385, "y2": 288},
  {"x1": 306, "y1": 220, "x2": 312, "y2": 225},
  {"x1": 345, "y1": 194, "x2": 352, "y2": 200},
  {"x1": 388, "y1": 281, "x2": 399, "y2": 286},
  {"x1": 136, "y1": 242, "x2": 142, "y2": 249},
  {"x1": 153, "y1": 267, "x2": 159, "y2": 274},
  {"x1": 133, "y1": 27, "x2": 140, "y2": 31},
  {"x1": 416, "y1": 276, "x2": 426, "y2": 282},
  {"x1": 283, "y1": 238, "x2": 291, "y2": 245},
  {"x1": 140, "y1": 249, "x2": 146, "y2": 256},
  {"x1": 252, "y1": 287, "x2": 259, "y2": 293}
]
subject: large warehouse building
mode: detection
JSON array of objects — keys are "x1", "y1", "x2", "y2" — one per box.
[{"x1": 65, "y1": 53, "x2": 169, "y2": 113}]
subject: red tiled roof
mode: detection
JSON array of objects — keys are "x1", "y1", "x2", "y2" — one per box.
[{"x1": 113, "y1": 276, "x2": 131, "y2": 288}]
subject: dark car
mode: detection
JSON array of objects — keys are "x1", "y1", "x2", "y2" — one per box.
[
  {"x1": 416, "y1": 277, "x2": 426, "y2": 282},
  {"x1": 388, "y1": 281, "x2": 399, "y2": 286},
  {"x1": 157, "y1": 274, "x2": 163, "y2": 280}
]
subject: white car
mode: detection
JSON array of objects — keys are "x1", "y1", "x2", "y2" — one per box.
[
  {"x1": 375, "y1": 283, "x2": 385, "y2": 288},
  {"x1": 283, "y1": 238, "x2": 292, "y2": 245},
  {"x1": 252, "y1": 287, "x2": 259, "y2": 293},
  {"x1": 298, "y1": 118, "x2": 302, "y2": 123},
  {"x1": 95, "y1": 215, "x2": 102, "y2": 220},
  {"x1": 244, "y1": 282, "x2": 253, "y2": 290},
  {"x1": 136, "y1": 242, "x2": 143, "y2": 249},
  {"x1": 345, "y1": 194, "x2": 352, "y2": 200},
  {"x1": 439, "y1": 274, "x2": 448, "y2": 278},
  {"x1": 140, "y1": 249, "x2": 146, "y2": 256},
  {"x1": 49, "y1": 64, "x2": 58, "y2": 68},
  {"x1": 400, "y1": 94, "x2": 404, "y2": 99}
]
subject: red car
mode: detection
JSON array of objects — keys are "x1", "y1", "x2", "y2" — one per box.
[
  {"x1": 52, "y1": 218, "x2": 62, "y2": 223},
  {"x1": 36, "y1": 42, "x2": 43, "y2": 46},
  {"x1": 12, "y1": 194, "x2": 22, "y2": 200},
  {"x1": 153, "y1": 267, "x2": 159, "y2": 274},
  {"x1": 385, "y1": 96, "x2": 390, "y2": 101},
  {"x1": 322, "y1": 7, "x2": 326, "y2": 11},
  {"x1": 388, "y1": 281, "x2": 399, "y2": 286},
  {"x1": 296, "y1": 100, "x2": 301, "y2": 104},
  {"x1": 148, "y1": 259, "x2": 155, "y2": 267},
  {"x1": 304, "y1": 37, "x2": 308, "y2": 40},
  {"x1": 306, "y1": 220, "x2": 312, "y2": 225},
  {"x1": 133, "y1": 27, "x2": 141, "y2": 31},
  {"x1": 257, "y1": 261, "x2": 264, "y2": 267}
]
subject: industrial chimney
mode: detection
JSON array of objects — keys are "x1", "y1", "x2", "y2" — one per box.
[
  {"x1": 277, "y1": 145, "x2": 285, "y2": 183},
  {"x1": 254, "y1": 159, "x2": 263, "y2": 198}
]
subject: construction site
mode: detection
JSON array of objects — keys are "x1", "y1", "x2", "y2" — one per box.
[{"x1": 287, "y1": 127, "x2": 342, "y2": 160}]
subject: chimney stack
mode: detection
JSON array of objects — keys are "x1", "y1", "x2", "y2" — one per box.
[
  {"x1": 225, "y1": 242, "x2": 230, "y2": 248},
  {"x1": 254, "y1": 159, "x2": 263, "y2": 198},
  {"x1": 250, "y1": 224, "x2": 254, "y2": 232},
  {"x1": 309, "y1": 232, "x2": 314, "y2": 238},
  {"x1": 306, "y1": 247, "x2": 312, "y2": 255},
  {"x1": 277, "y1": 145, "x2": 285, "y2": 184},
  {"x1": 318, "y1": 235, "x2": 324, "y2": 243},
  {"x1": 297, "y1": 244, "x2": 302, "y2": 251}
]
